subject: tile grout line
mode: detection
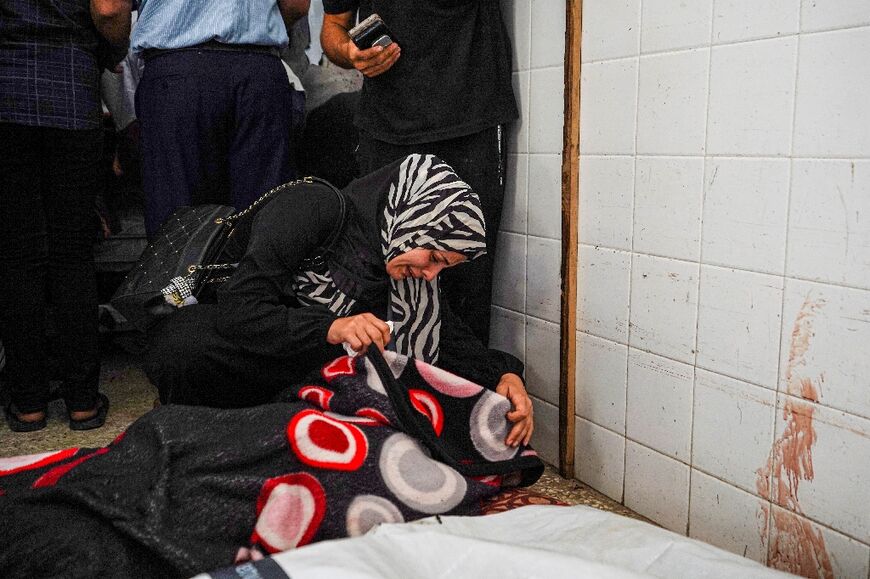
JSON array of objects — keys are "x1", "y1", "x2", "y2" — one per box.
[
  {"x1": 765, "y1": 2, "x2": 805, "y2": 562},
  {"x1": 573, "y1": 241, "x2": 870, "y2": 295},
  {"x1": 621, "y1": 0, "x2": 644, "y2": 506},
  {"x1": 580, "y1": 20, "x2": 870, "y2": 65},
  {"x1": 686, "y1": 0, "x2": 718, "y2": 540}
]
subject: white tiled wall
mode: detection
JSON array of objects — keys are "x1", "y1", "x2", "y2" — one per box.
[
  {"x1": 497, "y1": 0, "x2": 565, "y2": 461},
  {"x1": 575, "y1": 2, "x2": 870, "y2": 577}
]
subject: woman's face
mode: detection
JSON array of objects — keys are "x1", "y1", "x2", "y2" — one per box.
[{"x1": 386, "y1": 248, "x2": 467, "y2": 281}]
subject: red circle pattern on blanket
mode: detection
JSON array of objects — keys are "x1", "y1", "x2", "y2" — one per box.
[
  {"x1": 251, "y1": 472, "x2": 327, "y2": 552},
  {"x1": 287, "y1": 409, "x2": 369, "y2": 471}
]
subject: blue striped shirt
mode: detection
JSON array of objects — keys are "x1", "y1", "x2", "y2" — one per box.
[{"x1": 132, "y1": 0, "x2": 289, "y2": 52}]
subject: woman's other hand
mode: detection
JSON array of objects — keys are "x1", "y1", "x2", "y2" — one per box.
[
  {"x1": 327, "y1": 313, "x2": 392, "y2": 353},
  {"x1": 495, "y1": 373, "x2": 534, "y2": 447}
]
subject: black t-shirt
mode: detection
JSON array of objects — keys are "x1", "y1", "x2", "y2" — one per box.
[{"x1": 322, "y1": 0, "x2": 518, "y2": 145}]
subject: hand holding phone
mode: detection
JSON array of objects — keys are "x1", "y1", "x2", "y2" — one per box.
[{"x1": 349, "y1": 14, "x2": 395, "y2": 50}]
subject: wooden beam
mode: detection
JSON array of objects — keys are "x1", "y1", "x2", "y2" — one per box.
[{"x1": 559, "y1": 0, "x2": 582, "y2": 479}]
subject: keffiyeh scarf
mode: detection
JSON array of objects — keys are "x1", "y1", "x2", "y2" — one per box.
[{"x1": 293, "y1": 154, "x2": 487, "y2": 363}]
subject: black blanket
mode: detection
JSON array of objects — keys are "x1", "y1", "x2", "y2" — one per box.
[{"x1": 0, "y1": 350, "x2": 542, "y2": 578}]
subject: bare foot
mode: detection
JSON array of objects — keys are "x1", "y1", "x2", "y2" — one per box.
[
  {"x1": 17, "y1": 410, "x2": 46, "y2": 423},
  {"x1": 69, "y1": 407, "x2": 98, "y2": 421}
]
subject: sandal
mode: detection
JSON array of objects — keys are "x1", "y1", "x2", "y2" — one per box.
[
  {"x1": 69, "y1": 393, "x2": 109, "y2": 431},
  {"x1": 4, "y1": 404, "x2": 47, "y2": 433}
]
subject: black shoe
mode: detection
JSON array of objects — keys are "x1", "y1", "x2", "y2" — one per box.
[{"x1": 69, "y1": 393, "x2": 109, "y2": 431}]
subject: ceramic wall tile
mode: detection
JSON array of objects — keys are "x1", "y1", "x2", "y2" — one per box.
[
  {"x1": 527, "y1": 236, "x2": 561, "y2": 323},
  {"x1": 579, "y1": 155, "x2": 634, "y2": 251},
  {"x1": 530, "y1": 396, "x2": 559, "y2": 466},
  {"x1": 712, "y1": 0, "x2": 800, "y2": 44},
  {"x1": 692, "y1": 369, "x2": 777, "y2": 495},
  {"x1": 696, "y1": 266, "x2": 784, "y2": 389},
  {"x1": 793, "y1": 27, "x2": 870, "y2": 157},
  {"x1": 492, "y1": 231, "x2": 526, "y2": 313},
  {"x1": 778, "y1": 279, "x2": 870, "y2": 420},
  {"x1": 633, "y1": 156, "x2": 704, "y2": 261},
  {"x1": 501, "y1": 154, "x2": 528, "y2": 235},
  {"x1": 800, "y1": 0, "x2": 870, "y2": 33},
  {"x1": 707, "y1": 38, "x2": 797, "y2": 156},
  {"x1": 768, "y1": 505, "x2": 870, "y2": 579},
  {"x1": 575, "y1": 332, "x2": 628, "y2": 433},
  {"x1": 689, "y1": 470, "x2": 769, "y2": 564},
  {"x1": 501, "y1": 0, "x2": 530, "y2": 71},
  {"x1": 641, "y1": 0, "x2": 713, "y2": 53},
  {"x1": 525, "y1": 316, "x2": 560, "y2": 406},
  {"x1": 580, "y1": 59, "x2": 638, "y2": 155},
  {"x1": 528, "y1": 154, "x2": 563, "y2": 240},
  {"x1": 578, "y1": 245, "x2": 631, "y2": 344},
  {"x1": 629, "y1": 254, "x2": 699, "y2": 364},
  {"x1": 581, "y1": 0, "x2": 641, "y2": 62},
  {"x1": 489, "y1": 306, "x2": 525, "y2": 363},
  {"x1": 509, "y1": 71, "x2": 529, "y2": 154},
  {"x1": 769, "y1": 396, "x2": 870, "y2": 542},
  {"x1": 637, "y1": 49, "x2": 710, "y2": 155},
  {"x1": 624, "y1": 441, "x2": 691, "y2": 534},
  {"x1": 575, "y1": 416, "x2": 626, "y2": 502},
  {"x1": 530, "y1": 0, "x2": 566, "y2": 69},
  {"x1": 702, "y1": 158, "x2": 790, "y2": 275},
  {"x1": 626, "y1": 349, "x2": 694, "y2": 461},
  {"x1": 529, "y1": 67, "x2": 565, "y2": 154},
  {"x1": 787, "y1": 160, "x2": 870, "y2": 291}
]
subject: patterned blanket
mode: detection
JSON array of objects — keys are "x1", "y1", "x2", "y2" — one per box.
[{"x1": 0, "y1": 350, "x2": 543, "y2": 578}]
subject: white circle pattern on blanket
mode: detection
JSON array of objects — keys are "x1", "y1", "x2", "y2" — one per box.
[
  {"x1": 345, "y1": 495, "x2": 404, "y2": 537},
  {"x1": 287, "y1": 409, "x2": 368, "y2": 471},
  {"x1": 378, "y1": 433, "x2": 467, "y2": 514},
  {"x1": 253, "y1": 473, "x2": 325, "y2": 552},
  {"x1": 470, "y1": 393, "x2": 518, "y2": 462},
  {"x1": 363, "y1": 357, "x2": 387, "y2": 396},
  {"x1": 383, "y1": 350, "x2": 408, "y2": 379},
  {"x1": 414, "y1": 360, "x2": 483, "y2": 398}
]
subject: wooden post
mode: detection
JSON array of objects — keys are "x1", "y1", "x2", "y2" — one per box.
[{"x1": 559, "y1": 0, "x2": 582, "y2": 480}]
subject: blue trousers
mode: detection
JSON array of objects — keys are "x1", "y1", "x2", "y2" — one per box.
[{"x1": 136, "y1": 49, "x2": 297, "y2": 237}]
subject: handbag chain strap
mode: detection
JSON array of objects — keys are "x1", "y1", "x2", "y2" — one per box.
[{"x1": 216, "y1": 176, "x2": 314, "y2": 226}]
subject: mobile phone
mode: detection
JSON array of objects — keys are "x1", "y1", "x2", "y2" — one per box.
[{"x1": 349, "y1": 13, "x2": 395, "y2": 50}]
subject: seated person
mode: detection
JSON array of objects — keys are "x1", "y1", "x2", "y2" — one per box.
[{"x1": 146, "y1": 154, "x2": 533, "y2": 446}]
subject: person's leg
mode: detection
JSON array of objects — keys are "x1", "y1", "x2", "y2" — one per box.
[
  {"x1": 428, "y1": 126, "x2": 507, "y2": 345},
  {"x1": 228, "y1": 53, "x2": 295, "y2": 210},
  {"x1": 0, "y1": 124, "x2": 50, "y2": 422},
  {"x1": 136, "y1": 53, "x2": 231, "y2": 237},
  {"x1": 145, "y1": 305, "x2": 307, "y2": 408},
  {"x1": 43, "y1": 127, "x2": 104, "y2": 418}
]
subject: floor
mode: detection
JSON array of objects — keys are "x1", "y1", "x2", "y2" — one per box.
[{"x1": 0, "y1": 347, "x2": 644, "y2": 520}]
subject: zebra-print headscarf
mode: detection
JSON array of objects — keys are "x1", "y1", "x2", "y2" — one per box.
[{"x1": 293, "y1": 154, "x2": 487, "y2": 363}]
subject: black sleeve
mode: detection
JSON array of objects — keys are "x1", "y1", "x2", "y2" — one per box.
[
  {"x1": 214, "y1": 188, "x2": 341, "y2": 359},
  {"x1": 322, "y1": 0, "x2": 358, "y2": 15},
  {"x1": 436, "y1": 299, "x2": 524, "y2": 390}
]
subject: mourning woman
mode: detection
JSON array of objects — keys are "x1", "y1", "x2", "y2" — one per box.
[{"x1": 146, "y1": 154, "x2": 534, "y2": 446}]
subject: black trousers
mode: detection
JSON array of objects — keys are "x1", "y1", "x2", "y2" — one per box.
[
  {"x1": 145, "y1": 305, "x2": 342, "y2": 408},
  {"x1": 356, "y1": 126, "x2": 508, "y2": 345},
  {"x1": 0, "y1": 123, "x2": 102, "y2": 413},
  {"x1": 136, "y1": 49, "x2": 296, "y2": 237}
]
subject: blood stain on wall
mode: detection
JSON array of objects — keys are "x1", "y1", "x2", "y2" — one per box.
[{"x1": 755, "y1": 295, "x2": 833, "y2": 578}]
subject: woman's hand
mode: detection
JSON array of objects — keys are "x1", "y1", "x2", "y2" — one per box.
[
  {"x1": 495, "y1": 373, "x2": 534, "y2": 447},
  {"x1": 327, "y1": 313, "x2": 392, "y2": 353}
]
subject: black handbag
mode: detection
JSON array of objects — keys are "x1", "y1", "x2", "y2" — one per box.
[{"x1": 111, "y1": 177, "x2": 334, "y2": 329}]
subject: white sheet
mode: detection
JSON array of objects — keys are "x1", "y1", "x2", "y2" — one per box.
[{"x1": 197, "y1": 505, "x2": 795, "y2": 579}]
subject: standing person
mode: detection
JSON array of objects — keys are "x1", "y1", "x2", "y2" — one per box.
[
  {"x1": 320, "y1": 1, "x2": 518, "y2": 345},
  {"x1": 132, "y1": 0, "x2": 310, "y2": 237},
  {"x1": 0, "y1": 0, "x2": 132, "y2": 432}
]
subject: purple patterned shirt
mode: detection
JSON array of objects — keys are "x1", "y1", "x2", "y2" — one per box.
[{"x1": 0, "y1": 0, "x2": 103, "y2": 130}]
